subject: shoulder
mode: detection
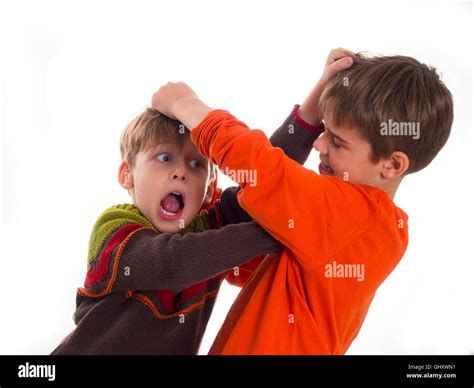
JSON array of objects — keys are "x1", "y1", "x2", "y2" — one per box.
[
  {"x1": 95, "y1": 204, "x2": 154, "y2": 227},
  {"x1": 87, "y1": 204, "x2": 155, "y2": 266}
]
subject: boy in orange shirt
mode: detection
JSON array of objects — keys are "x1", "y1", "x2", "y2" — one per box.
[{"x1": 151, "y1": 48, "x2": 453, "y2": 354}]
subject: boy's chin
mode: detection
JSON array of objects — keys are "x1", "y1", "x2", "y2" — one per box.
[
  {"x1": 152, "y1": 205, "x2": 204, "y2": 233},
  {"x1": 153, "y1": 220, "x2": 184, "y2": 233},
  {"x1": 153, "y1": 211, "x2": 193, "y2": 233}
]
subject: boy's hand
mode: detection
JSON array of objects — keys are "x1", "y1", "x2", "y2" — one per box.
[
  {"x1": 299, "y1": 48, "x2": 355, "y2": 125},
  {"x1": 151, "y1": 82, "x2": 212, "y2": 129}
]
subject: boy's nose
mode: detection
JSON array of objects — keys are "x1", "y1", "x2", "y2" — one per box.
[
  {"x1": 313, "y1": 135, "x2": 327, "y2": 155},
  {"x1": 170, "y1": 168, "x2": 187, "y2": 182}
]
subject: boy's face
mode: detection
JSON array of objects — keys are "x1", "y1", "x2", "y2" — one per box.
[
  {"x1": 313, "y1": 112, "x2": 387, "y2": 188},
  {"x1": 123, "y1": 136, "x2": 212, "y2": 233}
]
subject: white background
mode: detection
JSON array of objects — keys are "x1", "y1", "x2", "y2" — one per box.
[{"x1": 0, "y1": 0, "x2": 472, "y2": 355}]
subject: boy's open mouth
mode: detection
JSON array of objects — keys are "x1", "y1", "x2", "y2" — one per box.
[
  {"x1": 159, "y1": 191, "x2": 185, "y2": 221},
  {"x1": 318, "y1": 161, "x2": 334, "y2": 176}
]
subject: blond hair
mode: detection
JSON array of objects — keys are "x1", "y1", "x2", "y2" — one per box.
[
  {"x1": 120, "y1": 108, "x2": 214, "y2": 180},
  {"x1": 120, "y1": 108, "x2": 191, "y2": 166}
]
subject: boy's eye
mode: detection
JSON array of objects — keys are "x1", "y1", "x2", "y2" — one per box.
[
  {"x1": 156, "y1": 153, "x2": 172, "y2": 162},
  {"x1": 190, "y1": 159, "x2": 203, "y2": 169},
  {"x1": 331, "y1": 138, "x2": 341, "y2": 149},
  {"x1": 327, "y1": 133, "x2": 341, "y2": 149}
]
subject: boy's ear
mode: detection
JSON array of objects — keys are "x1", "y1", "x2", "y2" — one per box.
[
  {"x1": 380, "y1": 151, "x2": 410, "y2": 179},
  {"x1": 118, "y1": 161, "x2": 134, "y2": 190}
]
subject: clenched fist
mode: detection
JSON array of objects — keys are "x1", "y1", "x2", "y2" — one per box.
[
  {"x1": 151, "y1": 82, "x2": 212, "y2": 129},
  {"x1": 151, "y1": 82, "x2": 199, "y2": 120}
]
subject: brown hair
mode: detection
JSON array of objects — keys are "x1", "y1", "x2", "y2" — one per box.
[
  {"x1": 120, "y1": 108, "x2": 190, "y2": 166},
  {"x1": 319, "y1": 53, "x2": 453, "y2": 174}
]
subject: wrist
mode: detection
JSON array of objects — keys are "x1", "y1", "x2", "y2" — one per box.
[
  {"x1": 299, "y1": 79, "x2": 326, "y2": 126},
  {"x1": 297, "y1": 105, "x2": 322, "y2": 127},
  {"x1": 174, "y1": 97, "x2": 212, "y2": 130},
  {"x1": 292, "y1": 105, "x2": 323, "y2": 131}
]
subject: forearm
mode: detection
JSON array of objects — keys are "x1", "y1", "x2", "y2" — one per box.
[
  {"x1": 112, "y1": 221, "x2": 282, "y2": 291},
  {"x1": 298, "y1": 80, "x2": 325, "y2": 126},
  {"x1": 175, "y1": 97, "x2": 213, "y2": 131},
  {"x1": 217, "y1": 106, "x2": 323, "y2": 225},
  {"x1": 269, "y1": 105, "x2": 324, "y2": 165}
]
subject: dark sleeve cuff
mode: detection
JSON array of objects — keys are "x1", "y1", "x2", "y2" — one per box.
[{"x1": 291, "y1": 104, "x2": 325, "y2": 133}]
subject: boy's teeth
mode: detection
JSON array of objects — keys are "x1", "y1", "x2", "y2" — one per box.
[{"x1": 160, "y1": 205, "x2": 178, "y2": 216}]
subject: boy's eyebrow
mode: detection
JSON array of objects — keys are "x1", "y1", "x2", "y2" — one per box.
[
  {"x1": 325, "y1": 126, "x2": 350, "y2": 144},
  {"x1": 149, "y1": 143, "x2": 177, "y2": 153}
]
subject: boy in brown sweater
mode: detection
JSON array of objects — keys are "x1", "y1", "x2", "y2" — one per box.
[{"x1": 51, "y1": 102, "x2": 327, "y2": 354}]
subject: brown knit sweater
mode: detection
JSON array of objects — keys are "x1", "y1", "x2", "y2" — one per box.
[{"x1": 51, "y1": 106, "x2": 323, "y2": 355}]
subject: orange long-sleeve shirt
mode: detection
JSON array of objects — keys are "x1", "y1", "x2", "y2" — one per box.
[{"x1": 191, "y1": 110, "x2": 409, "y2": 355}]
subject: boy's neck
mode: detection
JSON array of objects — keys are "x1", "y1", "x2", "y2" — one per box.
[
  {"x1": 379, "y1": 179, "x2": 402, "y2": 201},
  {"x1": 387, "y1": 189, "x2": 396, "y2": 201}
]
